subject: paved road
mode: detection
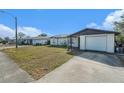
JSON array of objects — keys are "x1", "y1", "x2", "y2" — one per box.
[
  {"x1": 0, "y1": 45, "x2": 29, "y2": 50},
  {"x1": 36, "y1": 52, "x2": 124, "y2": 83},
  {"x1": 0, "y1": 52, "x2": 34, "y2": 83}
]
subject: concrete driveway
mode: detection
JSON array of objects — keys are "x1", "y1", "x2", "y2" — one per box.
[
  {"x1": 0, "y1": 52, "x2": 34, "y2": 83},
  {"x1": 36, "y1": 52, "x2": 124, "y2": 83}
]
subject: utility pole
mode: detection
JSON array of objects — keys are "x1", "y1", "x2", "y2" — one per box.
[
  {"x1": 15, "y1": 16, "x2": 18, "y2": 48},
  {"x1": 0, "y1": 10, "x2": 18, "y2": 48}
]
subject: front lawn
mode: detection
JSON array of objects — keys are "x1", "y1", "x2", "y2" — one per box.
[{"x1": 3, "y1": 46, "x2": 73, "y2": 80}]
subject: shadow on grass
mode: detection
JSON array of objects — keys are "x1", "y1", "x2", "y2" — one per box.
[
  {"x1": 66, "y1": 50, "x2": 83, "y2": 56},
  {"x1": 47, "y1": 45, "x2": 68, "y2": 49}
]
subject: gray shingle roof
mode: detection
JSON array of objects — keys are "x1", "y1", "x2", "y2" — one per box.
[
  {"x1": 21, "y1": 36, "x2": 50, "y2": 40},
  {"x1": 69, "y1": 28, "x2": 120, "y2": 37},
  {"x1": 32, "y1": 36, "x2": 50, "y2": 40},
  {"x1": 50, "y1": 34, "x2": 68, "y2": 38}
]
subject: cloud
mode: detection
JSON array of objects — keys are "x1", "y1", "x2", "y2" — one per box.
[
  {"x1": 103, "y1": 9, "x2": 124, "y2": 30},
  {"x1": 0, "y1": 24, "x2": 15, "y2": 38},
  {"x1": 18, "y1": 26, "x2": 42, "y2": 37},
  {"x1": 0, "y1": 24, "x2": 43, "y2": 38},
  {"x1": 86, "y1": 9, "x2": 124, "y2": 30},
  {"x1": 86, "y1": 22, "x2": 100, "y2": 29}
]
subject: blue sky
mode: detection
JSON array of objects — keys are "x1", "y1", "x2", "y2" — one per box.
[{"x1": 0, "y1": 9, "x2": 123, "y2": 38}]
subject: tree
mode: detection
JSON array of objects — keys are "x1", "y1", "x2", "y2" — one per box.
[
  {"x1": 114, "y1": 14, "x2": 124, "y2": 43},
  {"x1": 18, "y1": 32, "x2": 26, "y2": 39},
  {"x1": 38, "y1": 33, "x2": 47, "y2": 37}
]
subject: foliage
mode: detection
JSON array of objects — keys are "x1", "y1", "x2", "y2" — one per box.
[
  {"x1": 38, "y1": 33, "x2": 47, "y2": 37},
  {"x1": 0, "y1": 37, "x2": 8, "y2": 44},
  {"x1": 47, "y1": 40, "x2": 50, "y2": 45},
  {"x1": 18, "y1": 32, "x2": 26, "y2": 39},
  {"x1": 35, "y1": 43, "x2": 42, "y2": 46},
  {"x1": 114, "y1": 14, "x2": 124, "y2": 43},
  {"x1": 2, "y1": 40, "x2": 7, "y2": 44},
  {"x1": 116, "y1": 35, "x2": 124, "y2": 43}
]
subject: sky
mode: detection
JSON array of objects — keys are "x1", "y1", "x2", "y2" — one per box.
[{"x1": 0, "y1": 9, "x2": 124, "y2": 38}]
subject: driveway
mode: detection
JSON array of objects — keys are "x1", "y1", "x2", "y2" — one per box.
[
  {"x1": 36, "y1": 52, "x2": 124, "y2": 83},
  {"x1": 0, "y1": 51, "x2": 34, "y2": 83}
]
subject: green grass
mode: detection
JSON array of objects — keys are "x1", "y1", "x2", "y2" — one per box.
[{"x1": 3, "y1": 46, "x2": 73, "y2": 80}]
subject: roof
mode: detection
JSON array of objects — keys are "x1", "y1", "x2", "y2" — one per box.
[
  {"x1": 32, "y1": 36, "x2": 50, "y2": 40},
  {"x1": 50, "y1": 34, "x2": 68, "y2": 38},
  {"x1": 69, "y1": 28, "x2": 120, "y2": 37},
  {"x1": 21, "y1": 36, "x2": 50, "y2": 40}
]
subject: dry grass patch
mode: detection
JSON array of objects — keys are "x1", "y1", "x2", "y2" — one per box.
[{"x1": 3, "y1": 46, "x2": 73, "y2": 80}]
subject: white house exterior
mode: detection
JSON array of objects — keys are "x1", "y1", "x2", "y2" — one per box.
[
  {"x1": 72, "y1": 37, "x2": 79, "y2": 47},
  {"x1": 32, "y1": 39, "x2": 48, "y2": 45},
  {"x1": 32, "y1": 36, "x2": 50, "y2": 45},
  {"x1": 18, "y1": 36, "x2": 50, "y2": 45},
  {"x1": 50, "y1": 35, "x2": 69, "y2": 46},
  {"x1": 69, "y1": 28, "x2": 120, "y2": 53}
]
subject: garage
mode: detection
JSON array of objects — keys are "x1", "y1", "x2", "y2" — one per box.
[
  {"x1": 85, "y1": 35, "x2": 107, "y2": 52},
  {"x1": 69, "y1": 28, "x2": 120, "y2": 53}
]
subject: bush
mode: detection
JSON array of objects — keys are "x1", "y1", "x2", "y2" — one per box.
[
  {"x1": 48, "y1": 45, "x2": 67, "y2": 48},
  {"x1": 2, "y1": 40, "x2": 7, "y2": 44},
  {"x1": 116, "y1": 35, "x2": 124, "y2": 44},
  {"x1": 35, "y1": 43, "x2": 42, "y2": 46},
  {"x1": 47, "y1": 40, "x2": 50, "y2": 45}
]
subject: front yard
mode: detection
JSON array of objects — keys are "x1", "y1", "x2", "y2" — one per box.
[{"x1": 3, "y1": 46, "x2": 73, "y2": 80}]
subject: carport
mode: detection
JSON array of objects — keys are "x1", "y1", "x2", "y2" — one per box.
[{"x1": 68, "y1": 28, "x2": 120, "y2": 53}]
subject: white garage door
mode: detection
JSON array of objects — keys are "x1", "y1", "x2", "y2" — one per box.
[{"x1": 86, "y1": 35, "x2": 107, "y2": 51}]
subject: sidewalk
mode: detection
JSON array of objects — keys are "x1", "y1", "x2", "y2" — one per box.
[
  {"x1": 0, "y1": 45, "x2": 30, "y2": 50},
  {"x1": 0, "y1": 51, "x2": 34, "y2": 83}
]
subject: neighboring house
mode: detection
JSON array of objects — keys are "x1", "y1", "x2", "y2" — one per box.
[
  {"x1": 18, "y1": 36, "x2": 50, "y2": 45},
  {"x1": 50, "y1": 35, "x2": 69, "y2": 46},
  {"x1": 18, "y1": 37, "x2": 32, "y2": 45},
  {"x1": 8, "y1": 39, "x2": 16, "y2": 44},
  {"x1": 69, "y1": 28, "x2": 120, "y2": 53},
  {"x1": 32, "y1": 36, "x2": 50, "y2": 45}
]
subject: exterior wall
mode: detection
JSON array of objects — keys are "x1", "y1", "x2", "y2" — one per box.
[
  {"x1": 24, "y1": 39, "x2": 32, "y2": 45},
  {"x1": 58, "y1": 38, "x2": 68, "y2": 45},
  {"x1": 50, "y1": 38, "x2": 58, "y2": 45},
  {"x1": 106, "y1": 34, "x2": 115, "y2": 53},
  {"x1": 32, "y1": 39, "x2": 48, "y2": 45},
  {"x1": 72, "y1": 37, "x2": 78, "y2": 47},
  {"x1": 80, "y1": 34, "x2": 115, "y2": 53},
  {"x1": 18, "y1": 39, "x2": 31, "y2": 45},
  {"x1": 50, "y1": 37, "x2": 68, "y2": 46},
  {"x1": 80, "y1": 36, "x2": 85, "y2": 50},
  {"x1": 8, "y1": 39, "x2": 16, "y2": 44}
]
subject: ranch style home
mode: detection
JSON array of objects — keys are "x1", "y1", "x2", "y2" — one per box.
[
  {"x1": 68, "y1": 28, "x2": 120, "y2": 53},
  {"x1": 50, "y1": 34, "x2": 69, "y2": 46},
  {"x1": 32, "y1": 36, "x2": 50, "y2": 45},
  {"x1": 18, "y1": 36, "x2": 50, "y2": 45},
  {"x1": 14, "y1": 28, "x2": 120, "y2": 53}
]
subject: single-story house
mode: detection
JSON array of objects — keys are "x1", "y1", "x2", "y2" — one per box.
[
  {"x1": 8, "y1": 39, "x2": 16, "y2": 44},
  {"x1": 32, "y1": 36, "x2": 50, "y2": 45},
  {"x1": 68, "y1": 28, "x2": 120, "y2": 53},
  {"x1": 18, "y1": 37, "x2": 32, "y2": 45},
  {"x1": 50, "y1": 35, "x2": 69, "y2": 46},
  {"x1": 18, "y1": 36, "x2": 50, "y2": 45}
]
